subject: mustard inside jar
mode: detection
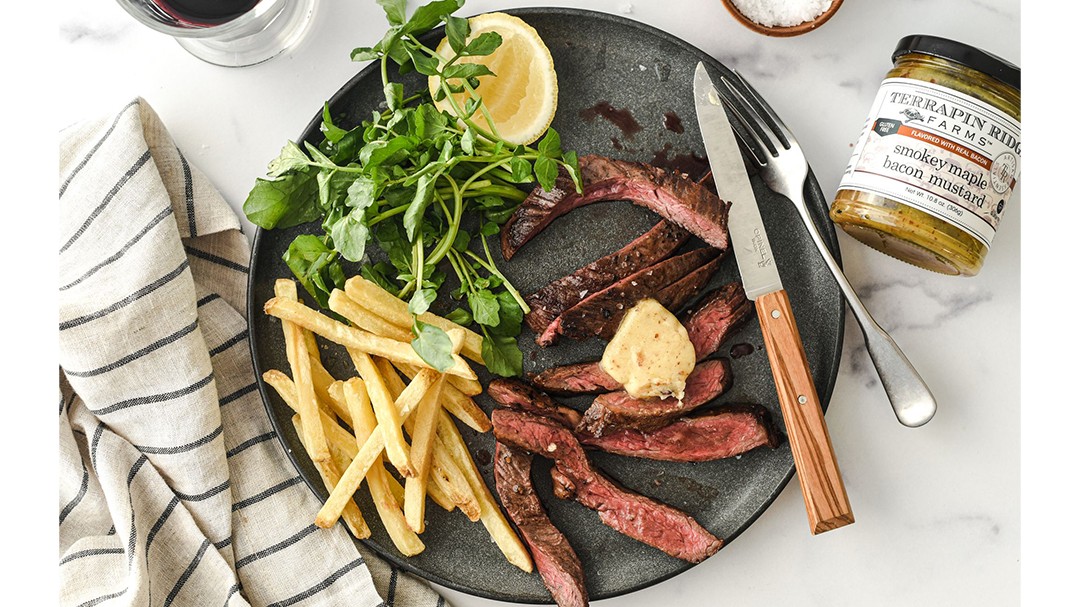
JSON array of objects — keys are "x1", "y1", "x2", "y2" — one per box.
[{"x1": 831, "y1": 35, "x2": 1020, "y2": 276}]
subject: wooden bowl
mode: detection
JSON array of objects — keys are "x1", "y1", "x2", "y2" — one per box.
[{"x1": 721, "y1": 0, "x2": 845, "y2": 37}]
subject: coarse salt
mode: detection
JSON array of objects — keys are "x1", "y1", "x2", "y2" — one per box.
[{"x1": 731, "y1": 0, "x2": 832, "y2": 27}]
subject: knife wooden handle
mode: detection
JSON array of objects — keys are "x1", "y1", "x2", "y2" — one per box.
[{"x1": 756, "y1": 289, "x2": 854, "y2": 535}]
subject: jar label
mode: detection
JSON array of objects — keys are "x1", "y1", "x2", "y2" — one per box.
[{"x1": 838, "y1": 77, "x2": 1021, "y2": 247}]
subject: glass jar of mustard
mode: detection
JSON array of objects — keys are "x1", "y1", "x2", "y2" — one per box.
[{"x1": 830, "y1": 35, "x2": 1020, "y2": 276}]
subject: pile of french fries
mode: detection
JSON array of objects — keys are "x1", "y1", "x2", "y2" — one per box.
[{"x1": 262, "y1": 276, "x2": 533, "y2": 572}]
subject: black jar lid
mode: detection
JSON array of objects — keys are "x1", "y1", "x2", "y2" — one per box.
[{"x1": 893, "y1": 35, "x2": 1020, "y2": 91}]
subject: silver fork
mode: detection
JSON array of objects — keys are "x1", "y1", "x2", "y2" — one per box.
[{"x1": 717, "y1": 72, "x2": 937, "y2": 428}]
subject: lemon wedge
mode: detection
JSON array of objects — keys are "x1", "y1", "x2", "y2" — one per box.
[{"x1": 429, "y1": 12, "x2": 557, "y2": 146}]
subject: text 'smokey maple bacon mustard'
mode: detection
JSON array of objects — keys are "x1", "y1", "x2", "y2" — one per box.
[{"x1": 830, "y1": 35, "x2": 1020, "y2": 276}]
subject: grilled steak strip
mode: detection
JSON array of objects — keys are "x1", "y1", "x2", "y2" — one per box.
[
  {"x1": 489, "y1": 379, "x2": 778, "y2": 463},
  {"x1": 539, "y1": 248, "x2": 720, "y2": 346},
  {"x1": 501, "y1": 155, "x2": 731, "y2": 260},
  {"x1": 578, "y1": 404, "x2": 779, "y2": 462},
  {"x1": 494, "y1": 443, "x2": 588, "y2": 607},
  {"x1": 525, "y1": 220, "x2": 690, "y2": 334},
  {"x1": 531, "y1": 282, "x2": 752, "y2": 395},
  {"x1": 578, "y1": 359, "x2": 733, "y2": 437},
  {"x1": 488, "y1": 379, "x2": 584, "y2": 429},
  {"x1": 681, "y1": 282, "x2": 754, "y2": 361},
  {"x1": 492, "y1": 409, "x2": 723, "y2": 563}
]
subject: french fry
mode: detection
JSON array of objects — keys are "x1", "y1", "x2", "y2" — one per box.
[
  {"x1": 437, "y1": 409, "x2": 533, "y2": 572},
  {"x1": 275, "y1": 280, "x2": 330, "y2": 464},
  {"x1": 264, "y1": 297, "x2": 477, "y2": 380},
  {"x1": 329, "y1": 289, "x2": 413, "y2": 342},
  {"x1": 323, "y1": 380, "x2": 455, "y2": 513},
  {"x1": 345, "y1": 275, "x2": 485, "y2": 364},
  {"x1": 329, "y1": 287, "x2": 484, "y2": 397},
  {"x1": 373, "y1": 358, "x2": 482, "y2": 521},
  {"x1": 392, "y1": 362, "x2": 492, "y2": 433},
  {"x1": 349, "y1": 350, "x2": 414, "y2": 478},
  {"x1": 290, "y1": 415, "x2": 370, "y2": 539},
  {"x1": 314, "y1": 427, "x2": 385, "y2": 529},
  {"x1": 346, "y1": 378, "x2": 425, "y2": 556},
  {"x1": 404, "y1": 377, "x2": 444, "y2": 533},
  {"x1": 398, "y1": 361, "x2": 483, "y2": 397}
]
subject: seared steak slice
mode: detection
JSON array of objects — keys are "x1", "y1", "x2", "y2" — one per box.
[
  {"x1": 501, "y1": 154, "x2": 731, "y2": 260},
  {"x1": 525, "y1": 220, "x2": 689, "y2": 334},
  {"x1": 539, "y1": 248, "x2": 720, "y2": 346},
  {"x1": 578, "y1": 359, "x2": 733, "y2": 437},
  {"x1": 531, "y1": 283, "x2": 751, "y2": 394},
  {"x1": 488, "y1": 379, "x2": 584, "y2": 429},
  {"x1": 578, "y1": 404, "x2": 779, "y2": 462},
  {"x1": 682, "y1": 282, "x2": 754, "y2": 360},
  {"x1": 652, "y1": 256, "x2": 724, "y2": 322},
  {"x1": 530, "y1": 361, "x2": 623, "y2": 396},
  {"x1": 492, "y1": 409, "x2": 723, "y2": 563},
  {"x1": 494, "y1": 443, "x2": 588, "y2": 607}
]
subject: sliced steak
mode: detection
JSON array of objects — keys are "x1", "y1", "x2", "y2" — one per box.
[
  {"x1": 492, "y1": 409, "x2": 723, "y2": 563},
  {"x1": 578, "y1": 404, "x2": 779, "y2": 462},
  {"x1": 525, "y1": 220, "x2": 689, "y2": 334},
  {"x1": 578, "y1": 359, "x2": 733, "y2": 437},
  {"x1": 653, "y1": 256, "x2": 724, "y2": 321},
  {"x1": 531, "y1": 283, "x2": 752, "y2": 394},
  {"x1": 539, "y1": 248, "x2": 720, "y2": 346},
  {"x1": 494, "y1": 443, "x2": 588, "y2": 607},
  {"x1": 488, "y1": 378, "x2": 583, "y2": 429},
  {"x1": 682, "y1": 282, "x2": 754, "y2": 360},
  {"x1": 501, "y1": 154, "x2": 731, "y2": 260}
]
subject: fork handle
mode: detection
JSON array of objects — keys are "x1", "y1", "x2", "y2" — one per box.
[
  {"x1": 756, "y1": 289, "x2": 854, "y2": 534},
  {"x1": 789, "y1": 199, "x2": 937, "y2": 427}
]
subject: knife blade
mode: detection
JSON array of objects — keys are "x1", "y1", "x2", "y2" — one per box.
[{"x1": 693, "y1": 62, "x2": 853, "y2": 535}]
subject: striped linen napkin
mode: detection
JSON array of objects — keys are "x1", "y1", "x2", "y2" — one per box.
[{"x1": 58, "y1": 98, "x2": 448, "y2": 607}]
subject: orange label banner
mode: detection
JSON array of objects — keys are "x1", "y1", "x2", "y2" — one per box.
[{"x1": 898, "y1": 125, "x2": 992, "y2": 170}]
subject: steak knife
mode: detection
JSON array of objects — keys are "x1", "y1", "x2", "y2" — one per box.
[{"x1": 693, "y1": 65, "x2": 854, "y2": 534}]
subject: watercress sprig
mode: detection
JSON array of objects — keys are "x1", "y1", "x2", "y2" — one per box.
[{"x1": 243, "y1": 0, "x2": 582, "y2": 377}]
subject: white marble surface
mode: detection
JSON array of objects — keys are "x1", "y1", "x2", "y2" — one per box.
[{"x1": 57, "y1": 0, "x2": 1021, "y2": 605}]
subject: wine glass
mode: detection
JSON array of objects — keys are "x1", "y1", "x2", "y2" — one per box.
[{"x1": 115, "y1": 0, "x2": 317, "y2": 68}]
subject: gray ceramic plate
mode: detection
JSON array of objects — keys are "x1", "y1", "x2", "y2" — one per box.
[{"x1": 248, "y1": 7, "x2": 844, "y2": 603}]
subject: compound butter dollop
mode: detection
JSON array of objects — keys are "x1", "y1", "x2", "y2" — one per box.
[{"x1": 600, "y1": 298, "x2": 695, "y2": 400}]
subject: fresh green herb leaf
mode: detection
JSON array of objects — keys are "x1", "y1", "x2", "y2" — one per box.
[
  {"x1": 482, "y1": 333, "x2": 523, "y2": 377},
  {"x1": 283, "y1": 234, "x2": 341, "y2": 307},
  {"x1": 375, "y1": 0, "x2": 406, "y2": 25},
  {"x1": 412, "y1": 320, "x2": 455, "y2": 372},
  {"x1": 445, "y1": 15, "x2": 469, "y2": 53},
  {"x1": 384, "y1": 81, "x2": 404, "y2": 111},
  {"x1": 509, "y1": 156, "x2": 532, "y2": 182},
  {"x1": 468, "y1": 289, "x2": 501, "y2": 327},
  {"x1": 463, "y1": 31, "x2": 502, "y2": 56},
  {"x1": 321, "y1": 105, "x2": 348, "y2": 144},
  {"x1": 538, "y1": 128, "x2": 562, "y2": 158},
  {"x1": 533, "y1": 155, "x2": 559, "y2": 191},
  {"x1": 442, "y1": 63, "x2": 495, "y2": 80},
  {"x1": 490, "y1": 290, "x2": 524, "y2": 336},
  {"x1": 460, "y1": 127, "x2": 477, "y2": 155},
  {"x1": 445, "y1": 307, "x2": 473, "y2": 326},
  {"x1": 346, "y1": 176, "x2": 378, "y2": 209},
  {"x1": 479, "y1": 221, "x2": 500, "y2": 236},
  {"x1": 351, "y1": 47, "x2": 381, "y2": 62},
  {"x1": 403, "y1": 173, "x2": 436, "y2": 241},
  {"x1": 329, "y1": 208, "x2": 370, "y2": 262},
  {"x1": 361, "y1": 262, "x2": 400, "y2": 296},
  {"x1": 244, "y1": 171, "x2": 320, "y2": 229},
  {"x1": 267, "y1": 141, "x2": 311, "y2": 177},
  {"x1": 402, "y1": 0, "x2": 464, "y2": 35},
  {"x1": 409, "y1": 287, "x2": 438, "y2": 315}
]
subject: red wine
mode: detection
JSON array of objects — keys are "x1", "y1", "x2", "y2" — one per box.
[{"x1": 151, "y1": 0, "x2": 261, "y2": 26}]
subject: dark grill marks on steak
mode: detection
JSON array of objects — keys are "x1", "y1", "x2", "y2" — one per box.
[
  {"x1": 530, "y1": 283, "x2": 751, "y2": 395},
  {"x1": 492, "y1": 409, "x2": 723, "y2": 563},
  {"x1": 488, "y1": 379, "x2": 583, "y2": 429},
  {"x1": 494, "y1": 443, "x2": 588, "y2": 607},
  {"x1": 682, "y1": 282, "x2": 754, "y2": 361},
  {"x1": 524, "y1": 220, "x2": 690, "y2": 334},
  {"x1": 540, "y1": 247, "x2": 720, "y2": 346},
  {"x1": 578, "y1": 404, "x2": 779, "y2": 462},
  {"x1": 652, "y1": 256, "x2": 725, "y2": 327},
  {"x1": 501, "y1": 154, "x2": 731, "y2": 260},
  {"x1": 578, "y1": 359, "x2": 733, "y2": 437}
]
